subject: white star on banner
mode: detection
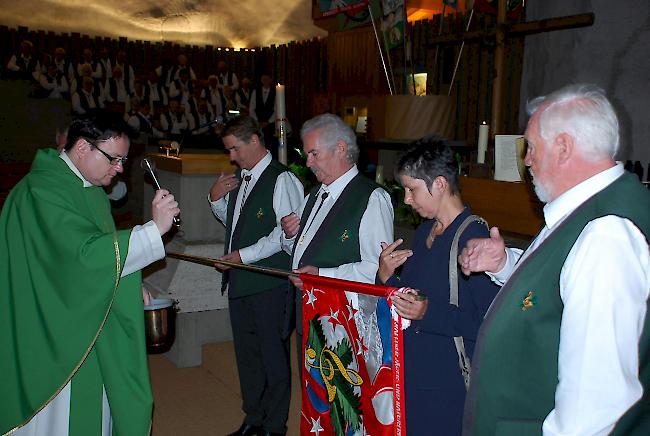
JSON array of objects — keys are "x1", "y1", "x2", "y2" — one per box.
[
  {"x1": 304, "y1": 288, "x2": 318, "y2": 309},
  {"x1": 345, "y1": 303, "x2": 358, "y2": 321},
  {"x1": 310, "y1": 417, "x2": 324, "y2": 435}
]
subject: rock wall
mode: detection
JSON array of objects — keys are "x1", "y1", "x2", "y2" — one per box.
[{"x1": 519, "y1": 0, "x2": 650, "y2": 175}]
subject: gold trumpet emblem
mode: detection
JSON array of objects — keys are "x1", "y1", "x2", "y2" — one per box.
[{"x1": 521, "y1": 291, "x2": 537, "y2": 311}]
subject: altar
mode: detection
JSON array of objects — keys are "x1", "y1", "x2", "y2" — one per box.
[{"x1": 142, "y1": 151, "x2": 238, "y2": 367}]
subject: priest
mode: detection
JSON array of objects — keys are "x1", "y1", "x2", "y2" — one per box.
[{"x1": 0, "y1": 113, "x2": 179, "y2": 435}]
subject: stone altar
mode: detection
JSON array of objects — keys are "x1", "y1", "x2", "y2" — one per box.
[{"x1": 142, "y1": 151, "x2": 238, "y2": 367}]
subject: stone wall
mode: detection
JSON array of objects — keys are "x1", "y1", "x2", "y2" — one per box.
[{"x1": 519, "y1": 0, "x2": 650, "y2": 174}]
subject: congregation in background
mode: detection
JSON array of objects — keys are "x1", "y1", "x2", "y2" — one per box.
[
  {"x1": 4, "y1": 40, "x2": 273, "y2": 151},
  {"x1": 2, "y1": 39, "x2": 649, "y2": 436}
]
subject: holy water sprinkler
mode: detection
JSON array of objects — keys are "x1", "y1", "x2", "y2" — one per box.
[{"x1": 141, "y1": 157, "x2": 180, "y2": 226}]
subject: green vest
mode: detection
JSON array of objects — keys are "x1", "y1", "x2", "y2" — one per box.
[
  {"x1": 224, "y1": 160, "x2": 292, "y2": 298},
  {"x1": 464, "y1": 172, "x2": 650, "y2": 436},
  {"x1": 0, "y1": 149, "x2": 151, "y2": 435},
  {"x1": 291, "y1": 174, "x2": 380, "y2": 335},
  {"x1": 295, "y1": 173, "x2": 380, "y2": 269}
]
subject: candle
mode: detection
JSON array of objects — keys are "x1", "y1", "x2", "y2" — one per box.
[
  {"x1": 275, "y1": 84, "x2": 287, "y2": 164},
  {"x1": 275, "y1": 84, "x2": 286, "y2": 121},
  {"x1": 477, "y1": 121, "x2": 489, "y2": 164}
]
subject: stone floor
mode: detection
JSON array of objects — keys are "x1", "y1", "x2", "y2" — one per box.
[{"x1": 149, "y1": 337, "x2": 301, "y2": 436}]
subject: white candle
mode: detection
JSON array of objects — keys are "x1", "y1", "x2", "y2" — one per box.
[
  {"x1": 275, "y1": 84, "x2": 287, "y2": 164},
  {"x1": 275, "y1": 84, "x2": 286, "y2": 121},
  {"x1": 477, "y1": 121, "x2": 489, "y2": 164}
]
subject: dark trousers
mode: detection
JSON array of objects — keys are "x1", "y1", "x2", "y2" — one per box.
[{"x1": 229, "y1": 285, "x2": 291, "y2": 434}]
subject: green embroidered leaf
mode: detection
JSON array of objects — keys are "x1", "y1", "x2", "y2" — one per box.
[
  {"x1": 307, "y1": 313, "x2": 326, "y2": 357},
  {"x1": 333, "y1": 369, "x2": 362, "y2": 432},
  {"x1": 333, "y1": 338, "x2": 353, "y2": 368},
  {"x1": 330, "y1": 398, "x2": 346, "y2": 436}
]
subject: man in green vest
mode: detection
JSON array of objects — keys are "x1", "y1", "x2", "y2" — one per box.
[
  {"x1": 459, "y1": 84, "x2": 650, "y2": 435},
  {"x1": 208, "y1": 116, "x2": 304, "y2": 436},
  {"x1": 280, "y1": 113, "x2": 394, "y2": 372},
  {"x1": 1, "y1": 113, "x2": 180, "y2": 435}
]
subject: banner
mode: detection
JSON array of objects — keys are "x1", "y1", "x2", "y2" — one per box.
[
  {"x1": 320, "y1": 0, "x2": 369, "y2": 17},
  {"x1": 300, "y1": 274, "x2": 407, "y2": 436},
  {"x1": 381, "y1": 0, "x2": 405, "y2": 50},
  {"x1": 471, "y1": 0, "x2": 524, "y2": 19}
]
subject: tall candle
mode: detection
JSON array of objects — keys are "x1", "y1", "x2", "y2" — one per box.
[
  {"x1": 477, "y1": 121, "x2": 489, "y2": 164},
  {"x1": 275, "y1": 84, "x2": 286, "y2": 121},
  {"x1": 275, "y1": 84, "x2": 287, "y2": 164}
]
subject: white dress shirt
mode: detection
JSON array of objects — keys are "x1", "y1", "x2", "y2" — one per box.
[
  {"x1": 209, "y1": 152, "x2": 304, "y2": 264},
  {"x1": 489, "y1": 164, "x2": 650, "y2": 435},
  {"x1": 285, "y1": 165, "x2": 394, "y2": 284},
  {"x1": 218, "y1": 71, "x2": 238, "y2": 90},
  {"x1": 104, "y1": 78, "x2": 129, "y2": 103},
  {"x1": 39, "y1": 74, "x2": 68, "y2": 99},
  {"x1": 248, "y1": 88, "x2": 275, "y2": 123},
  {"x1": 235, "y1": 88, "x2": 251, "y2": 110},
  {"x1": 71, "y1": 88, "x2": 105, "y2": 115}
]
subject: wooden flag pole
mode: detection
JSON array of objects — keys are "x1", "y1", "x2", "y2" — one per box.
[{"x1": 166, "y1": 251, "x2": 295, "y2": 278}]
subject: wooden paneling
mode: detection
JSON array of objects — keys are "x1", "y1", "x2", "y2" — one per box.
[
  {"x1": 0, "y1": 10, "x2": 524, "y2": 143},
  {"x1": 459, "y1": 177, "x2": 543, "y2": 237}
]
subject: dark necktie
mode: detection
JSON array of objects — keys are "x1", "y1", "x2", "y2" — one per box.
[
  {"x1": 239, "y1": 174, "x2": 252, "y2": 214},
  {"x1": 303, "y1": 191, "x2": 329, "y2": 236}
]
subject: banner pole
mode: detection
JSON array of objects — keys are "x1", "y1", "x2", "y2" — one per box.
[
  {"x1": 368, "y1": 3, "x2": 394, "y2": 95},
  {"x1": 166, "y1": 251, "x2": 295, "y2": 278},
  {"x1": 431, "y1": 4, "x2": 446, "y2": 94},
  {"x1": 448, "y1": 8, "x2": 475, "y2": 96}
]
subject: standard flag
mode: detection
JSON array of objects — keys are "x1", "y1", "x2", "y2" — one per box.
[
  {"x1": 381, "y1": 0, "x2": 405, "y2": 50},
  {"x1": 300, "y1": 274, "x2": 408, "y2": 436}
]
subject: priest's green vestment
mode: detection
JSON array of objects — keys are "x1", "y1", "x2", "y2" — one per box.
[{"x1": 0, "y1": 149, "x2": 152, "y2": 435}]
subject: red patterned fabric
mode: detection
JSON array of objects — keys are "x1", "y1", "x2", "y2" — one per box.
[{"x1": 300, "y1": 274, "x2": 407, "y2": 436}]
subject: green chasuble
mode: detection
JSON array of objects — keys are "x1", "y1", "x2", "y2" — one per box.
[
  {"x1": 0, "y1": 149, "x2": 152, "y2": 435},
  {"x1": 463, "y1": 172, "x2": 650, "y2": 436}
]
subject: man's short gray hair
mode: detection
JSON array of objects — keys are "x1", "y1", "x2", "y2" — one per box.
[
  {"x1": 300, "y1": 113, "x2": 359, "y2": 164},
  {"x1": 527, "y1": 84, "x2": 619, "y2": 161}
]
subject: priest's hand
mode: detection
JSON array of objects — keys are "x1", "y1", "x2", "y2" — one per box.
[
  {"x1": 378, "y1": 239, "x2": 413, "y2": 284},
  {"x1": 152, "y1": 189, "x2": 180, "y2": 235},
  {"x1": 458, "y1": 226, "x2": 507, "y2": 275},
  {"x1": 214, "y1": 250, "x2": 241, "y2": 272},
  {"x1": 390, "y1": 289, "x2": 428, "y2": 320},
  {"x1": 281, "y1": 212, "x2": 300, "y2": 239},
  {"x1": 209, "y1": 173, "x2": 239, "y2": 201},
  {"x1": 290, "y1": 265, "x2": 318, "y2": 290}
]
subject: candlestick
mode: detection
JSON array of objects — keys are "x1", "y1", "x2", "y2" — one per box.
[
  {"x1": 477, "y1": 121, "x2": 489, "y2": 164},
  {"x1": 275, "y1": 83, "x2": 287, "y2": 164}
]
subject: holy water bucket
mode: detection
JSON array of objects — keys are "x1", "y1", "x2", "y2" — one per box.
[{"x1": 144, "y1": 298, "x2": 177, "y2": 354}]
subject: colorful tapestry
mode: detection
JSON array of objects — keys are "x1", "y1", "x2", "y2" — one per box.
[
  {"x1": 381, "y1": 0, "x2": 404, "y2": 50},
  {"x1": 300, "y1": 274, "x2": 408, "y2": 436},
  {"x1": 320, "y1": 0, "x2": 369, "y2": 17}
]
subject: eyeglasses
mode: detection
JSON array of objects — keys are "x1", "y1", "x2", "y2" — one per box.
[{"x1": 92, "y1": 143, "x2": 128, "y2": 166}]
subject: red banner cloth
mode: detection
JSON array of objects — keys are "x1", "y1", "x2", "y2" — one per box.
[{"x1": 300, "y1": 274, "x2": 407, "y2": 436}]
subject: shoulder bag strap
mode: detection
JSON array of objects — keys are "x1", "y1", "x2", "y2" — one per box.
[{"x1": 449, "y1": 214, "x2": 488, "y2": 390}]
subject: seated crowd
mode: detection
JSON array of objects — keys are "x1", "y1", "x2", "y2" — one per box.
[{"x1": 4, "y1": 41, "x2": 272, "y2": 148}]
